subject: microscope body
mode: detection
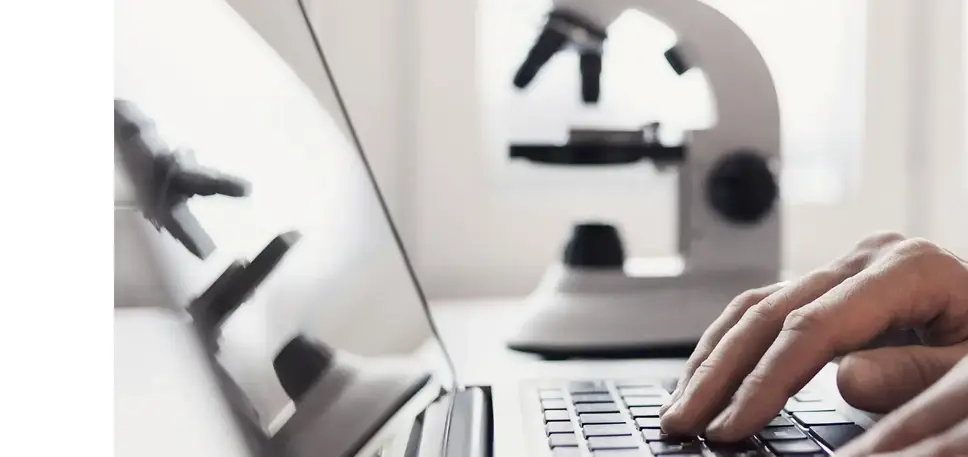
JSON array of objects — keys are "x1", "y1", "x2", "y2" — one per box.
[{"x1": 506, "y1": 0, "x2": 782, "y2": 356}]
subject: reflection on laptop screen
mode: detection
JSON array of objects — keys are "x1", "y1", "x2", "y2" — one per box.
[{"x1": 115, "y1": 0, "x2": 454, "y2": 446}]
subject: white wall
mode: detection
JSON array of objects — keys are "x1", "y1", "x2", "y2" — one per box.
[
  {"x1": 405, "y1": 0, "x2": 914, "y2": 299},
  {"x1": 226, "y1": 0, "x2": 414, "y2": 230}
]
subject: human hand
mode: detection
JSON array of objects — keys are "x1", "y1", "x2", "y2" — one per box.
[
  {"x1": 837, "y1": 354, "x2": 968, "y2": 456},
  {"x1": 656, "y1": 232, "x2": 968, "y2": 444}
]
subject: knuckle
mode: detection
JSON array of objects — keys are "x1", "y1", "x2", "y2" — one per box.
[
  {"x1": 692, "y1": 359, "x2": 718, "y2": 380},
  {"x1": 893, "y1": 237, "x2": 944, "y2": 258},
  {"x1": 856, "y1": 231, "x2": 907, "y2": 249},
  {"x1": 728, "y1": 288, "x2": 771, "y2": 311},
  {"x1": 833, "y1": 250, "x2": 872, "y2": 272},
  {"x1": 742, "y1": 302, "x2": 782, "y2": 325},
  {"x1": 682, "y1": 352, "x2": 706, "y2": 376},
  {"x1": 738, "y1": 370, "x2": 774, "y2": 398},
  {"x1": 889, "y1": 239, "x2": 964, "y2": 282},
  {"x1": 782, "y1": 308, "x2": 825, "y2": 335},
  {"x1": 841, "y1": 232, "x2": 907, "y2": 270}
]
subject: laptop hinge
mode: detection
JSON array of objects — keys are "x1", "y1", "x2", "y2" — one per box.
[{"x1": 415, "y1": 388, "x2": 491, "y2": 457}]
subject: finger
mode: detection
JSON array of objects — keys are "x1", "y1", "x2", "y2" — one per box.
[
  {"x1": 837, "y1": 342, "x2": 968, "y2": 413},
  {"x1": 838, "y1": 357, "x2": 968, "y2": 456},
  {"x1": 660, "y1": 233, "x2": 907, "y2": 422},
  {"x1": 172, "y1": 167, "x2": 251, "y2": 197},
  {"x1": 659, "y1": 265, "x2": 858, "y2": 434},
  {"x1": 865, "y1": 415, "x2": 968, "y2": 457},
  {"x1": 705, "y1": 241, "x2": 968, "y2": 441},
  {"x1": 659, "y1": 282, "x2": 787, "y2": 415}
]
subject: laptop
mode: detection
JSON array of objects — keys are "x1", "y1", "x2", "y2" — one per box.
[{"x1": 113, "y1": 0, "x2": 878, "y2": 456}]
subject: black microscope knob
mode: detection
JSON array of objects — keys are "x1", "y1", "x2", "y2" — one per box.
[
  {"x1": 706, "y1": 151, "x2": 778, "y2": 224},
  {"x1": 273, "y1": 335, "x2": 334, "y2": 402},
  {"x1": 563, "y1": 223, "x2": 625, "y2": 268}
]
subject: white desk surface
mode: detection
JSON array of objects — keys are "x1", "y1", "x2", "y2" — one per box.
[
  {"x1": 429, "y1": 299, "x2": 543, "y2": 385},
  {"x1": 115, "y1": 308, "x2": 258, "y2": 457}
]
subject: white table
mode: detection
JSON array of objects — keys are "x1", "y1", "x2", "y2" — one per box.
[{"x1": 429, "y1": 299, "x2": 547, "y2": 385}]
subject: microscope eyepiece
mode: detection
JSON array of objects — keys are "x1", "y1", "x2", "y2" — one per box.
[{"x1": 513, "y1": 25, "x2": 569, "y2": 89}]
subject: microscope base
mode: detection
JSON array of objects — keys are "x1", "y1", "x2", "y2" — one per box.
[{"x1": 506, "y1": 263, "x2": 778, "y2": 359}]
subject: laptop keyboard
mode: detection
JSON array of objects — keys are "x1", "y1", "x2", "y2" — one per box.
[{"x1": 534, "y1": 379, "x2": 865, "y2": 456}]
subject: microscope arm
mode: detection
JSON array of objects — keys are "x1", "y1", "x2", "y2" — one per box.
[{"x1": 550, "y1": 0, "x2": 780, "y2": 138}]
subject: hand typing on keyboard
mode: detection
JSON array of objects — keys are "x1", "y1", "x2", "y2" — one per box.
[{"x1": 657, "y1": 233, "x2": 968, "y2": 455}]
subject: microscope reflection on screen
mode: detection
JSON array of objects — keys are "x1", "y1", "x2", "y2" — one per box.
[{"x1": 503, "y1": 0, "x2": 783, "y2": 360}]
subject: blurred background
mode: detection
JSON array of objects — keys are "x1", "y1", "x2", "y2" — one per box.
[
  {"x1": 225, "y1": 0, "x2": 965, "y2": 299},
  {"x1": 115, "y1": 0, "x2": 968, "y2": 422}
]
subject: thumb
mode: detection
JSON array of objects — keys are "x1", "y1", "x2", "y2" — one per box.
[{"x1": 836, "y1": 342, "x2": 968, "y2": 414}]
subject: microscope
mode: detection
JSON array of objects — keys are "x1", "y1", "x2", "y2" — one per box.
[{"x1": 504, "y1": 0, "x2": 782, "y2": 358}]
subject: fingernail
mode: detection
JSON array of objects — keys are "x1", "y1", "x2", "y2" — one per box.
[
  {"x1": 705, "y1": 406, "x2": 734, "y2": 439},
  {"x1": 658, "y1": 403, "x2": 671, "y2": 416},
  {"x1": 661, "y1": 400, "x2": 683, "y2": 423},
  {"x1": 658, "y1": 391, "x2": 681, "y2": 416}
]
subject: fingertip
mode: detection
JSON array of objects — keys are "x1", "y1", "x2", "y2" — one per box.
[
  {"x1": 657, "y1": 403, "x2": 672, "y2": 416},
  {"x1": 703, "y1": 407, "x2": 737, "y2": 442},
  {"x1": 658, "y1": 388, "x2": 683, "y2": 416},
  {"x1": 658, "y1": 403, "x2": 697, "y2": 436},
  {"x1": 837, "y1": 353, "x2": 888, "y2": 413}
]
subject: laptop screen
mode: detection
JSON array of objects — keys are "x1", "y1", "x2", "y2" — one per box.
[{"x1": 115, "y1": 0, "x2": 454, "y2": 438}]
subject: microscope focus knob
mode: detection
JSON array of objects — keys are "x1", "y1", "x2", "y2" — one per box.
[{"x1": 706, "y1": 151, "x2": 778, "y2": 224}]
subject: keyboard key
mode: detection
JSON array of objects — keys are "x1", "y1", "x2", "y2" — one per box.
[
  {"x1": 767, "y1": 415, "x2": 795, "y2": 427},
  {"x1": 624, "y1": 396, "x2": 666, "y2": 407},
  {"x1": 792, "y1": 411, "x2": 852, "y2": 426},
  {"x1": 584, "y1": 424, "x2": 635, "y2": 437},
  {"x1": 620, "y1": 387, "x2": 666, "y2": 397},
  {"x1": 574, "y1": 394, "x2": 615, "y2": 404},
  {"x1": 811, "y1": 424, "x2": 865, "y2": 449},
  {"x1": 576, "y1": 403, "x2": 621, "y2": 414},
  {"x1": 758, "y1": 427, "x2": 807, "y2": 441},
  {"x1": 635, "y1": 417, "x2": 662, "y2": 429},
  {"x1": 540, "y1": 389, "x2": 564, "y2": 400},
  {"x1": 785, "y1": 400, "x2": 836, "y2": 412},
  {"x1": 547, "y1": 421, "x2": 574, "y2": 434},
  {"x1": 545, "y1": 410, "x2": 571, "y2": 422},
  {"x1": 549, "y1": 433, "x2": 580, "y2": 448},
  {"x1": 766, "y1": 439, "x2": 823, "y2": 454},
  {"x1": 570, "y1": 381, "x2": 610, "y2": 394},
  {"x1": 592, "y1": 451, "x2": 652, "y2": 457},
  {"x1": 587, "y1": 436, "x2": 642, "y2": 450},
  {"x1": 553, "y1": 448, "x2": 583, "y2": 457},
  {"x1": 629, "y1": 406, "x2": 661, "y2": 417},
  {"x1": 648, "y1": 441, "x2": 703, "y2": 455},
  {"x1": 708, "y1": 451, "x2": 770, "y2": 457},
  {"x1": 581, "y1": 413, "x2": 627, "y2": 425},
  {"x1": 543, "y1": 399, "x2": 568, "y2": 410},
  {"x1": 705, "y1": 439, "x2": 758, "y2": 454},
  {"x1": 640, "y1": 429, "x2": 693, "y2": 443}
]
